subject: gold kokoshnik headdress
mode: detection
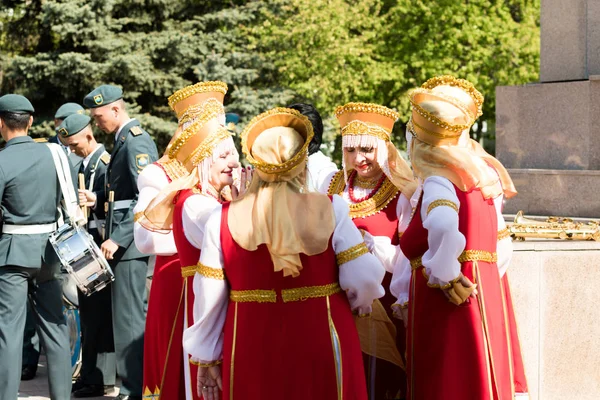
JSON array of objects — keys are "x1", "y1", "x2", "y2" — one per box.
[
  {"x1": 228, "y1": 107, "x2": 335, "y2": 278},
  {"x1": 138, "y1": 81, "x2": 236, "y2": 232},
  {"x1": 336, "y1": 102, "x2": 416, "y2": 196},
  {"x1": 407, "y1": 75, "x2": 516, "y2": 199}
]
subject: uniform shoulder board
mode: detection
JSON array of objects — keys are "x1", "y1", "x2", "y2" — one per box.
[
  {"x1": 100, "y1": 152, "x2": 111, "y2": 165},
  {"x1": 33, "y1": 138, "x2": 48, "y2": 143},
  {"x1": 130, "y1": 126, "x2": 143, "y2": 136}
]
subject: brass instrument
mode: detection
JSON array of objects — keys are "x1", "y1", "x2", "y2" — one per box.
[{"x1": 509, "y1": 211, "x2": 600, "y2": 241}]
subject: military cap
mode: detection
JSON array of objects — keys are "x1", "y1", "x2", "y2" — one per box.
[
  {"x1": 0, "y1": 94, "x2": 35, "y2": 113},
  {"x1": 83, "y1": 85, "x2": 123, "y2": 108},
  {"x1": 57, "y1": 113, "x2": 91, "y2": 137},
  {"x1": 54, "y1": 102, "x2": 84, "y2": 120}
]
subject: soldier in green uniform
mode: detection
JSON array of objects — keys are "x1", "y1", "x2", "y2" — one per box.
[
  {"x1": 58, "y1": 113, "x2": 116, "y2": 397},
  {"x1": 0, "y1": 94, "x2": 72, "y2": 399},
  {"x1": 21, "y1": 101, "x2": 86, "y2": 381},
  {"x1": 79, "y1": 85, "x2": 158, "y2": 400}
]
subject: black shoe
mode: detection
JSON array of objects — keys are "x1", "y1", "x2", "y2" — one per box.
[
  {"x1": 71, "y1": 378, "x2": 85, "y2": 393},
  {"x1": 115, "y1": 395, "x2": 142, "y2": 400},
  {"x1": 73, "y1": 384, "x2": 105, "y2": 398},
  {"x1": 20, "y1": 365, "x2": 37, "y2": 381}
]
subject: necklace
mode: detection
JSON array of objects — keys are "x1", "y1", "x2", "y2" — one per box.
[
  {"x1": 354, "y1": 173, "x2": 382, "y2": 189},
  {"x1": 348, "y1": 170, "x2": 386, "y2": 203}
]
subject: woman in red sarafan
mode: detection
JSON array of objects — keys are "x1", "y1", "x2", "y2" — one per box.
[
  {"x1": 136, "y1": 80, "x2": 238, "y2": 400},
  {"x1": 320, "y1": 102, "x2": 417, "y2": 400},
  {"x1": 390, "y1": 76, "x2": 527, "y2": 400},
  {"x1": 183, "y1": 107, "x2": 386, "y2": 400}
]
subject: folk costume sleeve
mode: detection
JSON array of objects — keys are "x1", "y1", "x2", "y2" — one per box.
[
  {"x1": 182, "y1": 205, "x2": 228, "y2": 363},
  {"x1": 181, "y1": 194, "x2": 220, "y2": 250},
  {"x1": 133, "y1": 164, "x2": 176, "y2": 255},
  {"x1": 332, "y1": 195, "x2": 385, "y2": 315},
  {"x1": 494, "y1": 193, "x2": 513, "y2": 278},
  {"x1": 362, "y1": 193, "x2": 412, "y2": 273},
  {"x1": 420, "y1": 176, "x2": 466, "y2": 286},
  {"x1": 110, "y1": 134, "x2": 158, "y2": 249}
]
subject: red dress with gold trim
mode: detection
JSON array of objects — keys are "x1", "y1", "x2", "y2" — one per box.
[
  {"x1": 219, "y1": 202, "x2": 367, "y2": 400},
  {"x1": 401, "y1": 186, "x2": 514, "y2": 400},
  {"x1": 142, "y1": 163, "x2": 182, "y2": 399},
  {"x1": 327, "y1": 171, "x2": 405, "y2": 400}
]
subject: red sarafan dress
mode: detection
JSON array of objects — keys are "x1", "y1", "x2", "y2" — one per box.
[
  {"x1": 219, "y1": 202, "x2": 367, "y2": 400},
  {"x1": 327, "y1": 170, "x2": 406, "y2": 400},
  {"x1": 401, "y1": 186, "x2": 514, "y2": 400},
  {"x1": 142, "y1": 162, "x2": 183, "y2": 399}
]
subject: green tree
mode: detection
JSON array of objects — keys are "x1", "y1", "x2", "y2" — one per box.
[{"x1": 0, "y1": 0, "x2": 294, "y2": 151}]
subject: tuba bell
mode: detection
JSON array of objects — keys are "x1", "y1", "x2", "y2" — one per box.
[{"x1": 509, "y1": 211, "x2": 600, "y2": 241}]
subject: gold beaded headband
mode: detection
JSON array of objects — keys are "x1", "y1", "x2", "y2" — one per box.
[
  {"x1": 242, "y1": 107, "x2": 314, "y2": 175},
  {"x1": 421, "y1": 75, "x2": 484, "y2": 119},
  {"x1": 167, "y1": 101, "x2": 224, "y2": 159},
  {"x1": 168, "y1": 81, "x2": 228, "y2": 111},
  {"x1": 185, "y1": 126, "x2": 232, "y2": 167},
  {"x1": 341, "y1": 120, "x2": 390, "y2": 142}
]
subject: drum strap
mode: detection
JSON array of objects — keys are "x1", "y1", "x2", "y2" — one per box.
[{"x1": 46, "y1": 143, "x2": 84, "y2": 226}]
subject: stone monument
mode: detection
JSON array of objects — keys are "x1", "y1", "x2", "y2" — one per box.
[
  {"x1": 496, "y1": 1, "x2": 600, "y2": 399},
  {"x1": 496, "y1": 0, "x2": 600, "y2": 218}
]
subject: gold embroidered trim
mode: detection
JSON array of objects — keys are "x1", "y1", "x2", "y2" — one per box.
[
  {"x1": 340, "y1": 120, "x2": 390, "y2": 142},
  {"x1": 334, "y1": 102, "x2": 399, "y2": 121},
  {"x1": 134, "y1": 211, "x2": 144, "y2": 222},
  {"x1": 398, "y1": 231, "x2": 404, "y2": 240},
  {"x1": 181, "y1": 265, "x2": 197, "y2": 278},
  {"x1": 189, "y1": 359, "x2": 201, "y2": 366},
  {"x1": 241, "y1": 107, "x2": 313, "y2": 175},
  {"x1": 426, "y1": 199, "x2": 459, "y2": 215},
  {"x1": 458, "y1": 250, "x2": 498, "y2": 264},
  {"x1": 281, "y1": 282, "x2": 341, "y2": 303},
  {"x1": 167, "y1": 105, "x2": 223, "y2": 159},
  {"x1": 197, "y1": 360, "x2": 223, "y2": 368},
  {"x1": 409, "y1": 100, "x2": 470, "y2": 133},
  {"x1": 185, "y1": 127, "x2": 232, "y2": 166},
  {"x1": 421, "y1": 75, "x2": 484, "y2": 118},
  {"x1": 497, "y1": 228, "x2": 510, "y2": 241},
  {"x1": 230, "y1": 283, "x2": 342, "y2": 303},
  {"x1": 336, "y1": 242, "x2": 369, "y2": 266},
  {"x1": 410, "y1": 250, "x2": 497, "y2": 271},
  {"x1": 168, "y1": 81, "x2": 228, "y2": 111},
  {"x1": 391, "y1": 302, "x2": 409, "y2": 310},
  {"x1": 410, "y1": 118, "x2": 461, "y2": 139},
  {"x1": 197, "y1": 262, "x2": 225, "y2": 280},
  {"x1": 327, "y1": 170, "x2": 399, "y2": 219},
  {"x1": 230, "y1": 289, "x2": 277, "y2": 303},
  {"x1": 156, "y1": 158, "x2": 188, "y2": 181},
  {"x1": 179, "y1": 98, "x2": 224, "y2": 126}
]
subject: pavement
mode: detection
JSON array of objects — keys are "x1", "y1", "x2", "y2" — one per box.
[{"x1": 18, "y1": 356, "x2": 120, "y2": 400}]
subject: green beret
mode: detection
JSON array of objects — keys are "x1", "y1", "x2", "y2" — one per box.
[
  {"x1": 83, "y1": 85, "x2": 123, "y2": 108},
  {"x1": 54, "y1": 102, "x2": 84, "y2": 120},
  {"x1": 0, "y1": 94, "x2": 34, "y2": 113},
  {"x1": 57, "y1": 113, "x2": 91, "y2": 137}
]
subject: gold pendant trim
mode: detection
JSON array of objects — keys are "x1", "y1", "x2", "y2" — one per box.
[{"x1": 497, "y1": 227, "x2": 510, "y2": 241}]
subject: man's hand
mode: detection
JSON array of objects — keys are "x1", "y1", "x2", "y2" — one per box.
[
  {"x1": 197, "y1": 365, "x2": 222, "y2": 400},
  {"x1": 78, "y1": 189, "x2": 97, "y2": 208},
  {"x1": 101, "y1": 239, "x2": 119, "y2": 261}
]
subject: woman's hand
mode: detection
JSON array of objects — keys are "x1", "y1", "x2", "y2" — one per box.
[{"x1": 197, "y1": 364, "x2": 222, "y2": 400}]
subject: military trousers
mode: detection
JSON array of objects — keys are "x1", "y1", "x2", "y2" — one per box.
[
  {"x1": 110, "y1": 255, "x2": 149, "y2": 396},
  {"x1": 77, "y1": 283, "x2": 116, "y2": 386},
  {"x1": 22, "y1": 301, "x2": 41, "y2": 368},
  {"x1": 0, "y1": 265, "x2": 71, "y2": 400}
]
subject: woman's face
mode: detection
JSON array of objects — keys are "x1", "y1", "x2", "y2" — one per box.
[
  {"x1": 344, "y1": 146, "x2": 382, "y2": 179},
  {"x1": 208, "y1": 148, "x2": 240, "y2": 191}
]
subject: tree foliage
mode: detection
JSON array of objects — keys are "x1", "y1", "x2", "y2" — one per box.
[{"x1": 1, "y1": 0, "x2": 539, "y2": 159}]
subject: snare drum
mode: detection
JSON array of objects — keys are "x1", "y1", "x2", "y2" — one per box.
[
  {"x1": 49, "y1": 224, "x2": 114, "y2": 296},
  {"x1": 61, "y1": 272, "x2": 79, "y2": 309}
]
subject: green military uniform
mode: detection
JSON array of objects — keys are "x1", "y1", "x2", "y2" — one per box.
[
  {"x1": 84, "y1": 85, "x2": 158, "y2": 398},
  {"x1": 22, "y1": 102, "x2": 87, "y2": 380},
  {"x1": 58, "y1": 114, "x2": 117, "y2": 393},
  {"x1": 0, "y1": 94, "x2": 71, "y2": 400}
]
